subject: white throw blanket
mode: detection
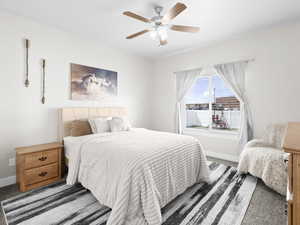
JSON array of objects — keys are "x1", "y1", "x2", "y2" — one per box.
[
  {"x1": 65, "y1": 128, "x2": 210, "y2": 225},
  {"x1": 238, "y1": 140, "x2": 288, "y2": 195}
]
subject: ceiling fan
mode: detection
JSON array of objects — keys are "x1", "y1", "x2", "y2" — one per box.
[{"x1": 123, "y1": 2, "x2": 200, "y2": 46}]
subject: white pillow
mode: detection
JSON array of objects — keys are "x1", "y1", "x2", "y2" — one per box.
[
  {"x1": 88, "y1": 118, "x2": 97, "y2": 133},
  {"x1": 109, "y1": 117, "x2": 131, "y2": 132},
  {"x1": 88, "y1": 117, "x2": 111, "y2": 133}
]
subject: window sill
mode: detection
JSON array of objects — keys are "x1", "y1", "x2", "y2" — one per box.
[{"x1": 182, "y1": 128, "x2": 239, "y2": 140}]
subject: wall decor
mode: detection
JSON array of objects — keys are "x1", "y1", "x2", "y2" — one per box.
[
  {"x1": 24, "y1": 39, "x2": 30, "y2": 87},
  {"x1": 41, "y1": 59, "x2": 46, "y2": 104},
  {"x1": 71, "y1": 63, "x2": 118, "y2": 100}
]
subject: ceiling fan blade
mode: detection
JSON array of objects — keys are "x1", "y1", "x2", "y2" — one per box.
[
  {"x1": 126, "y1": 30, "x2": 149, "y2": 39},
  {"x1": 170, "y1": 25, "x2": 200, "y2": 33},
  {"x1": 162, "y1": 2, "x2": 187, "y2": 23},
  {"x1": 160, "y1": 39, "x2": 168, "y2": 46},
  {"x1": 123, "y1": 11, "x2": 150, "y2": 23}
]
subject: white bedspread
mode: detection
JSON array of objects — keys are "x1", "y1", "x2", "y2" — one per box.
[{"x1": 65, "y1": 128, "x2": 210, "y2": 225}]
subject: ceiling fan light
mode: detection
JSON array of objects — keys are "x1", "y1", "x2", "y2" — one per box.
[
  {"x1": 149, "y1": 30, "x2": 158, "y2": 40},
  {"x1": 158, "y1": 27, "x2": 168, "y2": 41}
]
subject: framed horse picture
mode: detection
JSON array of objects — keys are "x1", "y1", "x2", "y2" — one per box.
[{"x1": 70, "y1": 63, "x2": 118, "y2": 100}]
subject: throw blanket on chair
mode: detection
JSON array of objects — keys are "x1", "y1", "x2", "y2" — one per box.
[{"x1": 238, "y1": 124, "x2": 288, "y2": 195}]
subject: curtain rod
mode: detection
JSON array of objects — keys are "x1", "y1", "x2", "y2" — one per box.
[{"x1": 175, "y1": 58, "x2": 255, "y2": 74}]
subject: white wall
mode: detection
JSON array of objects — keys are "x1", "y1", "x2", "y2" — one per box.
[
  {"x1": 0, "y1": 11, "x2": 153, "y2": 179},
  {"x1": 1, "y1": 10, "x2": 300, "y2": 181},
  {"x1": 150, "y1": 21, "x2": 300, "y2": 159}
]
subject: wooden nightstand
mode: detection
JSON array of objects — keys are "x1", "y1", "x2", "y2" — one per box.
[
  {"x1": 284, "y1": 122, "x2": 300, "y2": 225},
  {"x1": 16, "y1": 142, "x2": 63, "y2": 192}
]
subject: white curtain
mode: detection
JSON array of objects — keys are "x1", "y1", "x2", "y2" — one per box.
[
  {"x1": 214, "y1": 61, "x2": 253, "y2": 151},
  {"x1": 175, "y1": 68, "x2": 202, "y2": 134}
]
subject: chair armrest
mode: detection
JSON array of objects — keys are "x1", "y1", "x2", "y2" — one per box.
[{"x1": 244, "y1": 139, "x2": 270, "y2": 148}]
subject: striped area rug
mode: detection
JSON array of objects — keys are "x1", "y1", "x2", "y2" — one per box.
[{"x1": 1, "y1": 162, "x2": 257, "y2": 225}]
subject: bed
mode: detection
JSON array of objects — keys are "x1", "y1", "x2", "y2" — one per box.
[{"x1": 60, "y1": 107, "x2": 211, "y2": 225}]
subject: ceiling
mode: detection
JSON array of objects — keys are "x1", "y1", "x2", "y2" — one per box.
[{"x1": 1, "y1": 0, "x2": 300, "y2": 59}]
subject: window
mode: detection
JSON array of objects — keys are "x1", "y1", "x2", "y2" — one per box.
[{"x1": 183, "y1": 75, "x2": 240, "y2": 133}]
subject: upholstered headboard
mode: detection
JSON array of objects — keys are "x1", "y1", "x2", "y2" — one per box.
[{"x1": 59, "y1": 107, "x2": 127, "y2": 142}]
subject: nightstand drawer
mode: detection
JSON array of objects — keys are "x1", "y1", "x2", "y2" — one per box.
[
  {"x1": 24, "y1": 149, "x2": 58, "y2": 169},
  {"x1": 24, "y1": 163, "x2": 58, "y2": 185}
]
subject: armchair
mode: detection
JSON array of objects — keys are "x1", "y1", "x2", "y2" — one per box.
[{"x1": 237, "y1": 124, "x2": 288, "y2": 195}]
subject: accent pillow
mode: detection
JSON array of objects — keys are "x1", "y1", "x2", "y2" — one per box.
[
  {"x1": 88, "y1": 117, "x2": 111, "y2": 133},
  {"x1": 70, "y1": 120, "x2": 92, "y2": 137},
  {"x1": 109, "y1": 117, "x2": 131, "y2": 132},
  {"x1": 88, "y1": 118, "x2": 97, "y2": 133}
]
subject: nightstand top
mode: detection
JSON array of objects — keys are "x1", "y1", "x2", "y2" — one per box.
[
  {"x1": 284, "y1": 122, "x2": 300, "y2": 154},
  {"x1": 16, "y1": 142, "x2": 63, "y2": 154}
]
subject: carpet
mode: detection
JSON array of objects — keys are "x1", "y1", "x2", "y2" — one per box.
[{"x1": 1, "y1": 162, "x2": 257, "y2": 225}]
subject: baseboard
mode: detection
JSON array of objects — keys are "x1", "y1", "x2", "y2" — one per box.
[
  {"x1": 0, "y1": 176, "x2": 16, "y2": 188},
  {"x1": 205, "y1": 150, "x2": 239, "y2": 163}
]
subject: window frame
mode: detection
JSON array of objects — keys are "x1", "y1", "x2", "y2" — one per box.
[{"x1": 181, "y1": 74, "x2": 241, "y2": 136}]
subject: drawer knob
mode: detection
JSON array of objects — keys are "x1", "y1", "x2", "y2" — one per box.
[
  {"x1": 38, "y1": 171, "x2": 48, "y2": 177},
  {"x1": 38, "y1": 156, "x2": 47, "y2": 161},
  {"x1": 284, "y1": 204, "x2": 288, "y2": 215}
]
